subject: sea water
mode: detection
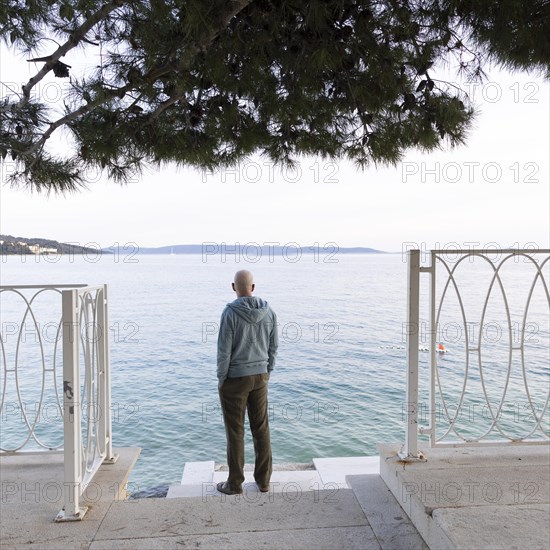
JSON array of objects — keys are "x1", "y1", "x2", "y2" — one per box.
[{"x1": 1, "y1": 252, "x2": 548, "y2": 491}]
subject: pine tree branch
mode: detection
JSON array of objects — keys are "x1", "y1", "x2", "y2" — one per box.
[
  {"x1": 19, "y1": 0, "x2": 126, "y2": 106},
  {"x1": 146, "y1": 0, "x2": 254, "y2": 123},
  {"x1": 147, "y1": 93, "x2": 184, "y2": 124},
  {"x1": 3, "y1": 0, "x2": 509, "y2": 192},
  {"x1": 17, "y1": 0, "x2": 254, "y2": 160},
  {"x1": 24, "y1": 84, "x2": 132, "y2": 157}
]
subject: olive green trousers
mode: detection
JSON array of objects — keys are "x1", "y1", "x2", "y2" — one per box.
[{"x1": 218, "y1": 373, "x2": 272, "y2": 491}]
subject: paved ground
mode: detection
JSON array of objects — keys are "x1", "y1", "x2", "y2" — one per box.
[
  {"x1": 379, "y1": 442, "x2": 550, "y2": 550},
  {"x1": 0, "y1": 450, "x2": 426, "y2": 550},
  {"x1": 5, "y1": 445, "x2": 546, "y2": 549}
]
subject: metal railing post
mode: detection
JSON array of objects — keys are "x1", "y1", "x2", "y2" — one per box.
[
  {"x1": 56, "y1": 289, "x2": 88, "y2": 521},
  {"x1": 97, "y1": 286, "x2": 107, "y2": 458},
  {"x1": 399, "y1": 250, "x2": 424, "y2": 460},
  {"x1": 428, "y1": 251, "x2": 437, "y2": 446},
  {"x1": 100, "y1": 284, "x2": 117, "y2": 464}
]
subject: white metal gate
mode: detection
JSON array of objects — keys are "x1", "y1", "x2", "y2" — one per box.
[
  {"x1": 0, "y1": 284, "x2": 117, "y2": 520},
  {"x1": 401, "y1": 249, "x2": 550, "y2": 459}
]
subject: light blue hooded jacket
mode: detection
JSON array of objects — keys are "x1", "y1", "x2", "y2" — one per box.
[{"x1": 217, "y1": 296, "x2": 278, "y2": 383}]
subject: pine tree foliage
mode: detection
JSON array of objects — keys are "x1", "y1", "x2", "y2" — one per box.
[{"x1": 1, "y1": 0, "x2": 548, "y2": 192}]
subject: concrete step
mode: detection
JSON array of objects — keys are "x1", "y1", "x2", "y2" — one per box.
[
  {"x1": 94, "y1": 488, "x2": 379, "y2": 549},
  {"x1": 180, "y1": 460, "x2": 215, "y2": 484},
  {"x1": 167, "y1": 455, "x2": 380, "y2": 498},
  {"x1": 347, "y1": 474, "x2": 428, "y2": 550},
  {"x1": 314, "y1": 455, "x2": 380, "y2": 485}
]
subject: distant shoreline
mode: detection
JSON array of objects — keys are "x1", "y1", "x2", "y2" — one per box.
[
  {"x1": 0, "y1": 234, "x2": 108, "y2": 256},
  {"x1": 104, "y1": 244, "x2": 388, "y2": 255},
  {"x1": 1, "y1": 235, "x2": 389, "y2": 256}
]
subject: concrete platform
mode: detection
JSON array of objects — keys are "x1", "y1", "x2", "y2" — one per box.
[
  {"x1": 16, "y1": 444, "x2": 546, "y2": 549},
  {"x1": 0, "y1": 447, "x2": 141, "y2": 549},
  {"x1": 379, "y1": 443, "x2": 550, "y2": 550},
  {"x1": 0, "y1": 447, "x2": 141, "y2": 505},
  {"x1": 0, "y1": 452, "x2": 426, "y2": 549},
  {"x1": 93, "y1": 489, "x2": 377, "y2": 548}
]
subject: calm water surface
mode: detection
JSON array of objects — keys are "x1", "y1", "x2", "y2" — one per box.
[{"x1": 1, "y1": 252, "x2": 548, "y2": 490}]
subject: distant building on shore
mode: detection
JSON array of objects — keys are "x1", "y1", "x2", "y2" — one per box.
[{"x1": 28, "y1": 244, "x2": 59, "y2": 254}]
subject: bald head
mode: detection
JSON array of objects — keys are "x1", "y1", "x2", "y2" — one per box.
[{"x1": 232, "y1": 270, "x2": 255, "y2": 297}]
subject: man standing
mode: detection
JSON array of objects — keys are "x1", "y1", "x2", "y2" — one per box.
[{"x1": 217, "y1": 270, "x2": 278, "y2": 495}]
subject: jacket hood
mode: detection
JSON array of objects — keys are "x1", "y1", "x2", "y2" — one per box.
[{"x1": 227, "y1": 296, "x2": 270, "y2": 324}]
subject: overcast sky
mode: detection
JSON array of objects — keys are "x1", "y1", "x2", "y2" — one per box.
[{"x1": 0, "y1": 44, "x2": 548, "y2": 253}]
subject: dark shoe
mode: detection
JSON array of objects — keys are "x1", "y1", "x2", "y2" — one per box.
[
  {"x1": 217, "y1": 481, "x2": 242, "y2": 495},
  {"x1": 257, "y1": 482, "x2": 269, "y2": 493}
]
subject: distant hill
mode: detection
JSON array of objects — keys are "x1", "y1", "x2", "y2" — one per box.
[
  {"x1": 0, "y1": 235, "x2": 386, "y2": 256},
  {"x1": 0, "y1": 234, "x2": 108, "y2": 256},
  {"x1": 105, "y1": 243, "x2": 387, "y2": 255}
]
